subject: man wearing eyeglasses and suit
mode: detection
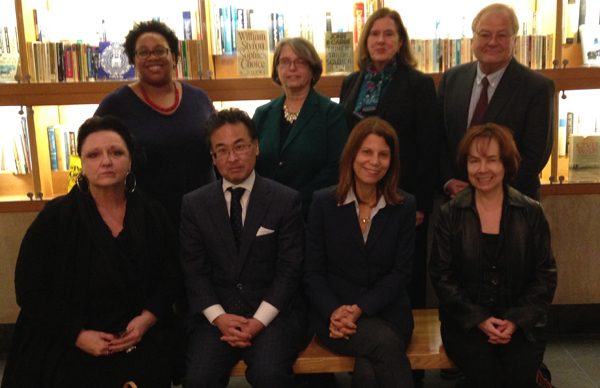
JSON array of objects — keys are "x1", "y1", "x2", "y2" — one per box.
[
  {"x1": 180, "y1": 108, "x2": 309, "y2": 388},
  {"x1": 437, "y1": 3, "x2": 555, "y2": 200}
]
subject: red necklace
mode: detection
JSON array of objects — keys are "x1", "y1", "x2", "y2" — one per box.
[{"x1": 140, "y1": 82, "x2": 179, "y2": 112}]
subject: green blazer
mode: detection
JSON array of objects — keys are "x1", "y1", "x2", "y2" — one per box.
[{"x1": 253, "y1": 88, "x2": 349, "y2": 217}]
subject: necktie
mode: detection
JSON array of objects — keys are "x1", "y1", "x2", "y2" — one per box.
[
  {"x1": 469, "y1": 76, "x2": 489, "y2": 128},
  {"x1": 228, "y1": 187, "x2": 244, "y2": 250}
]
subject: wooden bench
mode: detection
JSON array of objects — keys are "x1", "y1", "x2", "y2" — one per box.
[{"x1": 231, "y1": 309, "x2": 454, "y2": 376}]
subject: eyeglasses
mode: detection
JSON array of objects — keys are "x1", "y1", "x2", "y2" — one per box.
[
  {"x1": 135, "y1": 47, "x2": 170, "y2": 59},
  {"x1": 211, "y1": 142, "x2": 254, "y2": 160},
  {"x1": 278, "y1": 57, "x2": 310, "y2": 68},
  {"x1": 475, "y1": 31, "x2": 514, "y2": 44}
]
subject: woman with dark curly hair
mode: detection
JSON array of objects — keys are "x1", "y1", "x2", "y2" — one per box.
[{"x1": 95, "y1": 20, "x2": 215, "y2": 230}]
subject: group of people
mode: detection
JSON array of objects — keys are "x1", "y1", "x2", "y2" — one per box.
[{"x1": 2, "y1": 3, "x2": 557, "y2": 388}]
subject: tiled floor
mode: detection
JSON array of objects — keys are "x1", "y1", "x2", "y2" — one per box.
[{"x1": 1, "y1": 335, "x2": 599, "y2": 387}]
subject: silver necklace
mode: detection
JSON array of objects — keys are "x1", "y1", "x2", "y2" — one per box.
[{"x1": 283, "y1": 104, "x2": 300, "y2": 123}]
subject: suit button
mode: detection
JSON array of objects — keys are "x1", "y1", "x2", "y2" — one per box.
[
  {"x1": 279, "y1": 162, "x2": 283, "y2": 166},
  {"x1": 491, "y1": 278, "x2": 498, "y2": 286},
  {"x1": 237, "y1": 283, "x2": 243, "y2": 290}
]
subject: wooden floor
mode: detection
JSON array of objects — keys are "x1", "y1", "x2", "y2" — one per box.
[{"x1": 230, "y1": 309, "x2": 454, "y2": 376}]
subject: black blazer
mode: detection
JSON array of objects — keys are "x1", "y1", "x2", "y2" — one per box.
[
  {"x1": 437, "y1": 58, "x2": 555, "y2": 199},
  {"x1": 340, "y1": 62, "x2": 439, "y2": 213},
  {"x1": 304, "y1": 186, "x2": 416, "y2": 337},
  {"x1": 180, "y1": 174, "x2": 305, "y2": 316}
]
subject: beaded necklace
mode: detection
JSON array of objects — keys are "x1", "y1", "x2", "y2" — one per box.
[{"x1": 140, "y1": 82, "x2": 179, "y2": 112}]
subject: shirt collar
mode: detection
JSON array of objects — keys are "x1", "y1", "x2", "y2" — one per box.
[
  {"x1": 222, "y1": 170, "x2": 256, "y2": 193},
  {"x1": 340, "y1": 187, "x2": 387, "y2": 210},
  {"x1": 476, "y1": 64, "x2": 507, "y2": 88}
]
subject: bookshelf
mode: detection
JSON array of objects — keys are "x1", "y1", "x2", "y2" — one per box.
[{"x1": 2, "y1": 0, "x2": 600, "y2": 211}]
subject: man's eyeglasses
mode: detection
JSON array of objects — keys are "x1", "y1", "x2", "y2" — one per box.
[
  {"x1": 135, "y1": 47, "x2": 170, "y2": 59},
  {"x1": 211, "y1": 142, "x2": 254, "y2": 160}
]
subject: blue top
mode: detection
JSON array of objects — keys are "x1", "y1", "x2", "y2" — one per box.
[{"x1": 95, "y1": 83, "x2": 216, "y2": 228}]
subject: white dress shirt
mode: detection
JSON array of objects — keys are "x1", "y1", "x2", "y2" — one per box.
[
  {"x1": 341, "y1": 188, "x2": 387, "y2": 243},
  {"x1": 203, "y1": 170, "x2": 280, "y2": 327}
]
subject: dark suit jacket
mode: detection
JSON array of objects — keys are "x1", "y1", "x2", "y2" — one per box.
[
  {"x1": 340, "y1": 63, "x2": 439, "y2": 213},
  {"x1": 180, "y1": 174, "x2": 305, "y2": 318},
  {"x1": 304, "y1": 186, "x2": 416, "y2": 337},
  {"x1": 253, "y1": 88, "x2": 349, "y2": 217},
  {"x1": 437, "y1": 58, "x2": 555, "y2": 199}
]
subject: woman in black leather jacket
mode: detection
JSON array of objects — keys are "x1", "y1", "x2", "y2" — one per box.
[{"x1": 430, "y1": 123, "x2": 557, "y2": 388}]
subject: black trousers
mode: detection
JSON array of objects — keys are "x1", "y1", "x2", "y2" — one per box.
[
  {"x1": 314, "y1": 314, "x2": 414, "y2": 388},
  {"x1": 441, "y1": 320, "x2": 545, "y2": 388},
  {"x1": 407, "y1": 214, "x2": 429, "y2": 309}
]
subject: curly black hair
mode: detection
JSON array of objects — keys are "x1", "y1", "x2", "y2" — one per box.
[{"x1": 123, "y1": 20, "x2": 180, "y2": 65}]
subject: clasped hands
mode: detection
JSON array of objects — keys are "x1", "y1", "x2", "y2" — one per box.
[
  {"x1": 75, "y1": 310, "x2": 157, "y2": 356},
  {"x1": 329, "y1": 304, "x2": 362, "y2": 339},
  {"x1": 478, "y1": 317, "x2": 516, "y2": 344},
  {"x1": 215, "y1": 314, "x2": 265, "y2": 348}
]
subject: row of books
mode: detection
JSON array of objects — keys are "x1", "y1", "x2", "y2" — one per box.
[
  {"x1": 47, "y1": 125, "x2": 77, "y2": 172},
  {"x1": 0, "y1": 117, "x2": 31, "y2": 174},
  {"x1": 209, "y1": 2, "x2": 372, "y2": 55},
  {"x1": 0, "y1": 26, "x2": 18, "y2": 54},
  {"x1": 26, "y1": 41, "x2": 99, "y2": 83},
  {"x1": 175, "y1": 39, "x2": 204, "y2": 80},
  {"x1": 411, "y1": 34, "x2": 554, "y2": 74},
  {"x1": 25, "y1": 38, "x2": 205, "y2": 82}
]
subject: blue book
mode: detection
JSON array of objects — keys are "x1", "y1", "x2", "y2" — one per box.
[
  {"x1": 183, "y1": 11, "x2": 193, "y2": 40},
  {"x1": 230, "y1": 5, "x2": 237, "y2": 53},
  {"x1": 237, "y1": 8, "x2": 245, "y2": 30},
  {"x1": 47, "y1": 126, "x2": 58, "y2": 172},
  {"x1": 221, "y1": 7, "x2": 233, "y2": 54},
  {"x1": 97, "y1": 42, "x2": 135, "y2": 80},
  {"x1": 456, "y1": 39, "x2": 461, "y2": 65}
]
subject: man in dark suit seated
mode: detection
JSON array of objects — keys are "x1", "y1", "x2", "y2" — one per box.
[
  {"x1": 180, "y1": 108, "x2": 309, "y2": 388},
  {"x1": 437, "y1": 3, "x2": 555, "y2": 200}
]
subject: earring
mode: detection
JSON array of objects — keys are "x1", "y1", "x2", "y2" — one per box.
[
  {"x1": 124, "y1": 171, "x2": 137, "y2": 194},
  {"x1": 76, "y1": 173, "x2": 90, "y2": 194}
]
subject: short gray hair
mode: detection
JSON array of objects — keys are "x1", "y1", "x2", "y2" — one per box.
[
  {"x1": 471, "y1": 3, "x2": 519, "y2": 36},
  {"x1": 271, "y1": 37, "x2": 323, "y2": 86}
]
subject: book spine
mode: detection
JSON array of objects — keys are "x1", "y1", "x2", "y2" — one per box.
[
  {"x1": 221, "y1": 7, "x2": 233, "y2": 55},
  {"x1": 62, "y1": 131, "x2": 69, "y2": 169},
  {"x1": 567, "y1": 112, "x2": 574, "y2": 155},
  {"x1": 21, "y1": 117, "x2": 32, "y2": 172},
  {"x1": 237, "y1": 8, "x2": 245, "y2": 30},
  {"x1": 54, "y1": 126, "x2": 66, "y2": 171},
  {"x1": 65, "y1": 45, "x2": 73, "y2": 82},
  {"x1": 230, "y1": 5, "x2": 237, "y2": 53},
  {"x1": 183, "y1": 11, "x2": 193, "y2": 40},
  {"x1": 353, "y1": 3, "x2": 365, "y2": 50},
  {"x1": 69, "y1": 131, "x2": 77, "y2": 156},
  {"x1": 47, "y1": 126, "x2": 58, "y2": 171},
  {"x1": 246, "y1": 9, "x2": 254, "y2": 29},
  {"x1": 181, "y1": 40, "x2": 188, "y2": 78},
  {"x1": 559, "y1": 118, "x2": 567, "y2": 156},
  {"x1": 269, "y1": 13, "x2": 276, "y2": 51},
  {"x1": 277, "y1": 14, "x2": 285, "y2": 43}
]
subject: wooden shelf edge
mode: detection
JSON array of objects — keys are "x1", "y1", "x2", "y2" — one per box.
[
  {"x1": 541, "y1": 183, "x2": 600, "y2": 195},
  {"x1": 0, "y1": 200, "x2": 47, "y2": 212},
  {"x1": 5, "y1": 66, "x2": 600, "y2": 106}
]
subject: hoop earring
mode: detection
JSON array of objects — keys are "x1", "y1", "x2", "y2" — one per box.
[
  {"x1": 124, "y1": 171, "x2": 137, "y2": 194},
  {"x1": 76, "y1": 173, "x2": 90, "y2": 195}
]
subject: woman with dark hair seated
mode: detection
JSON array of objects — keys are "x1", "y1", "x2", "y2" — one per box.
[
  {"x1": 430, "y1": 123, "x2": 557, "y2": 388},
  {"x1": 1, "y1": 116, "x2": 184, "y2": 388},
  {"x1": 305, "y1": 117, "x2": 416, "y2": 388}
]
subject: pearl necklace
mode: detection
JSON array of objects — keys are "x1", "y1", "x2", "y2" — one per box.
[
  {"x1": 283, "y1": 104, "x2": 300, "y2": 123},
  {"x1": 140, "y1": 82, "x2": 179, "y2": 113}
]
